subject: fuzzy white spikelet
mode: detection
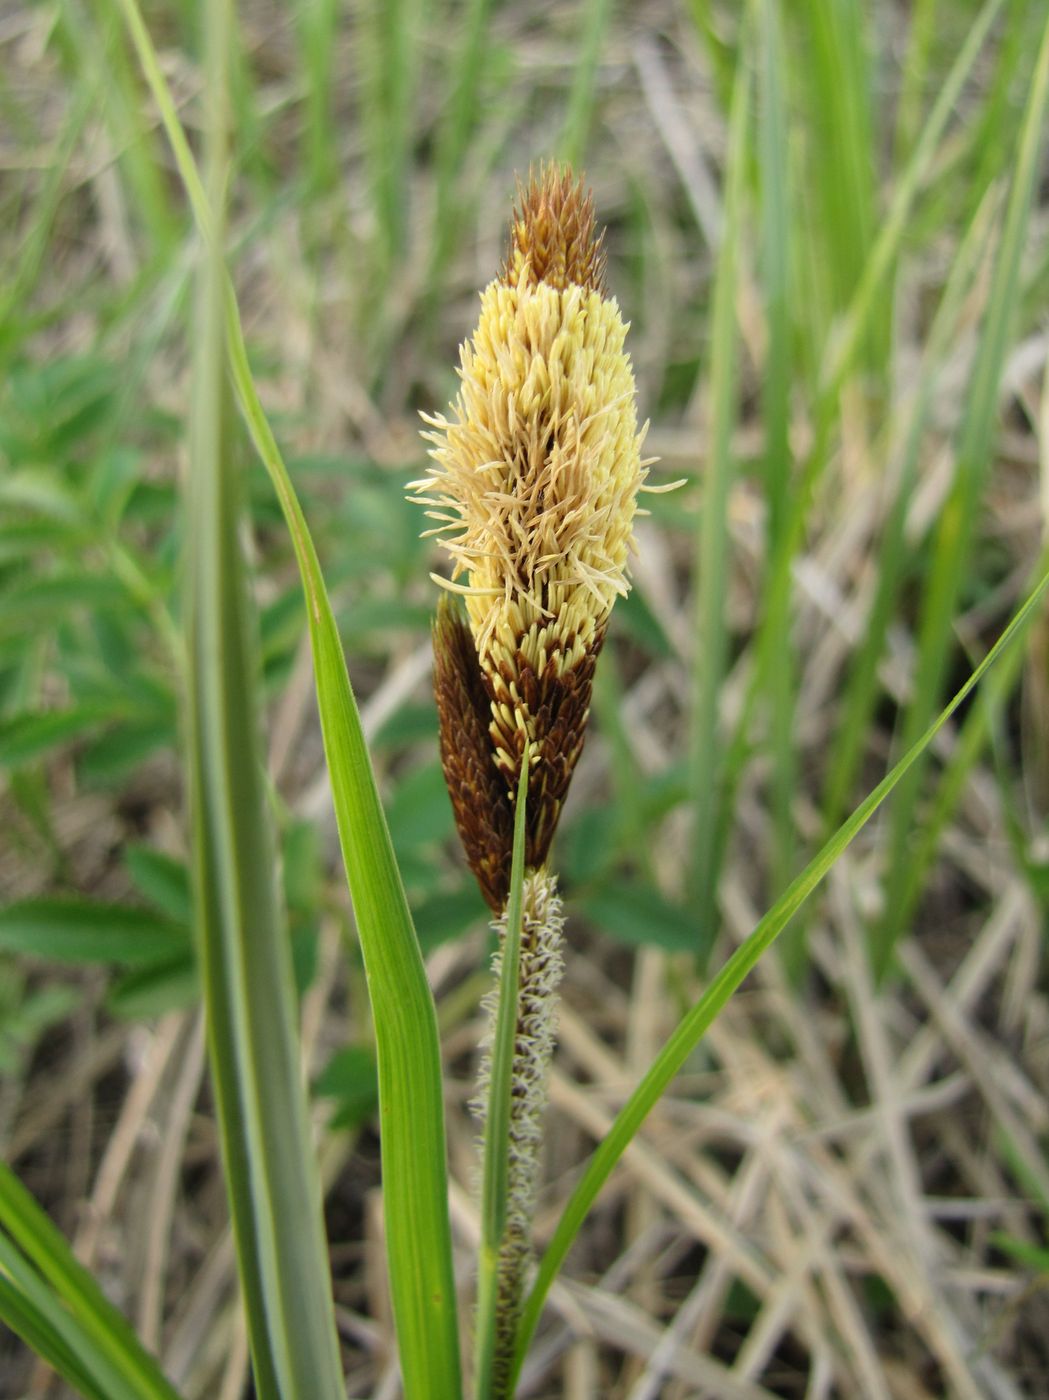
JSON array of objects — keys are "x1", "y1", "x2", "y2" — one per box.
[{"x1": 473, "y1": 867, "x2": 565, "y2": 1389}]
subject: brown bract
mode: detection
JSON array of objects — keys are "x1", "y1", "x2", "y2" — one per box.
[
  {"x1": 501, "y1": 166, "x2": 607, "y2": 295},
  {"x1": 433, "y1": 596, "x2": 605, "y2": 909},
  {"x1": 432, "y1": 597, "x2": 513, "y2": 910}
]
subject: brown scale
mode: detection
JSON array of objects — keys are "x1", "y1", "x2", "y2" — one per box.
[
  {"x1": 501, "y1": 166, "x2": 607, "y2": 296},
  {"x1": 483, "y1": 630, "x2": 604, "y2": 877},
  {"x1": 433, "y1": 599, "x2": 603, "y2": 911},
  {"x1": 432, "y1": 599, "x2": 514, "y2": 911}
]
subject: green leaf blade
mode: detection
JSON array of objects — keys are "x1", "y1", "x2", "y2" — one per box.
[
  {"x1": 0, "y1": 899, "x2": 188, "y2": 967},
  {"x1": 181, "y1": 2, "x2": 346, "y2": 1394},
  {"x1": 0, "y1": 1165, "x2": 185, "y2": 1400}
]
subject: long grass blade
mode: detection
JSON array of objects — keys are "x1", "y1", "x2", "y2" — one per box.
[
  {"x1": 295, "y1": 0, "x2": 340, "y2": 194},
  {"x1": 508, "y1": 565, "x2": 1049, "y2": 1391},
  {"x1": 115, "y1": 5, "x2": 462, "y2": 1392},
  {"x1": 795, "y1": 0, "x2": 884, "y2": 372},
  {"x1": 690, "y1": 52, "x2": 751, "y2": 955},
  {"x1": 754, "y1": 0, "x2": 796, "y2": 925},
  {"x1": 0, "y1": 1164, "x2": 183, "y2": 1400},
  {"x1": 358, "y1": 0, "x2": 420, "y2": 330},
  {"x1": 0, "y1": 81, "x2": 94, "y2": 365},
  {"x1": 183, "y1": 2, "x2": 344, "y2": 1395},
  {"x1": 557, "y1": 0, "x2": 614, "y2": 168},
  {"x1": 224, "y1": 267, "x2": 463, "y2": 1400},
  {"x1": 893, "y1": 0, "x2": 939, "y2": 161},
  {"x1": 60, "y1": 0, "x2": 180, "y2": 254},
  {"x1": 0, "y1": 1246, "x2": 113, "y2": 1400},
  {"x1": 423, "y1": 0, "x2": 493, "y2": 321},
  {"x1": 0, "y1": 1281, "x2": 107, "y2": 1400},
  {"x1": 474, "y1": 746, "x2": 530, "y2": 1400},
  {"x1": 818, "y1": 0, "x2": 1006, "y2": 400},
  {"x1": 821, "y1": 181, "x2": 1000, "y2": 829}
]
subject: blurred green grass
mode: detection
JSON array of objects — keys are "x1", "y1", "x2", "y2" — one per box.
[
  {"x1": 2, "y1": 0, "x2": 1047, "y2": 1054},
  {"x1": 2, "y1": 0, "x2": 1049, "y2": 1387}
]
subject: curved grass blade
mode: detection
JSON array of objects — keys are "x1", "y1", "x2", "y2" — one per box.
[
  {"x1": 291, "y1": 582, "x2": 462, "y2": 1400},
  {"x1": 115, "y1": 4, "x2": 462, "y2": 1393},
  {"x1": 475, "y1": 747, "x2": 530, "y2": 1400},
  {"x1": 508, "y1": 565, "x2": 1049, "y2": 1390},
  {"x1": 0, "y1": 1280, "x2": 105, "y2": 1400},
  {"x1": 0, "y1": 1164, "x2": 183, "y2": 1400},
  {"x1": 0, "y1": 1237, "x2": 117, "y2": 1400},
  {"x1": 894, "y1": 546, "x2": 1049, "y2": 933}
]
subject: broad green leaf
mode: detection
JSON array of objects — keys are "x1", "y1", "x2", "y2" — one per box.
[
  {"x1": 124, "y1": 846, "x2": 192, "y2": 925},
  {"x1": 0, "y1": 899, "x2": 187, "y2": 967},
  {"x1": 105, "y1": 957, "x2": 198, "y2": 1021},
  {"x1": 0, "y1": 706, "x2": 117, "y2": 768}
]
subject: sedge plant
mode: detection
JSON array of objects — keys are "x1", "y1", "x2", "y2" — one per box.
[{"x1": 3, "y1": 6, "x2": 1049, "y2": 1400}]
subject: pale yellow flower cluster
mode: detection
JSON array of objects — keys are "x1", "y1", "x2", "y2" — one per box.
[{"x1": 418, "y1": 275, "x2": 646, "y2": 680}]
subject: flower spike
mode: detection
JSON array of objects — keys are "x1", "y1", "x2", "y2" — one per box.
[{"x1": 412, "y1": 166, "x2": 648, "y2": 905}]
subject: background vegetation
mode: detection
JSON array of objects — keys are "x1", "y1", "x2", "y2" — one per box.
[{"x1": 2, "y1": 0, "x2": 1049, "y2": 1395}]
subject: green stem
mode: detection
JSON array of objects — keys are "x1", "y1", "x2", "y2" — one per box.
[{"x1": 475, "y1": 746, "x2": 530, "y2": 1399}]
